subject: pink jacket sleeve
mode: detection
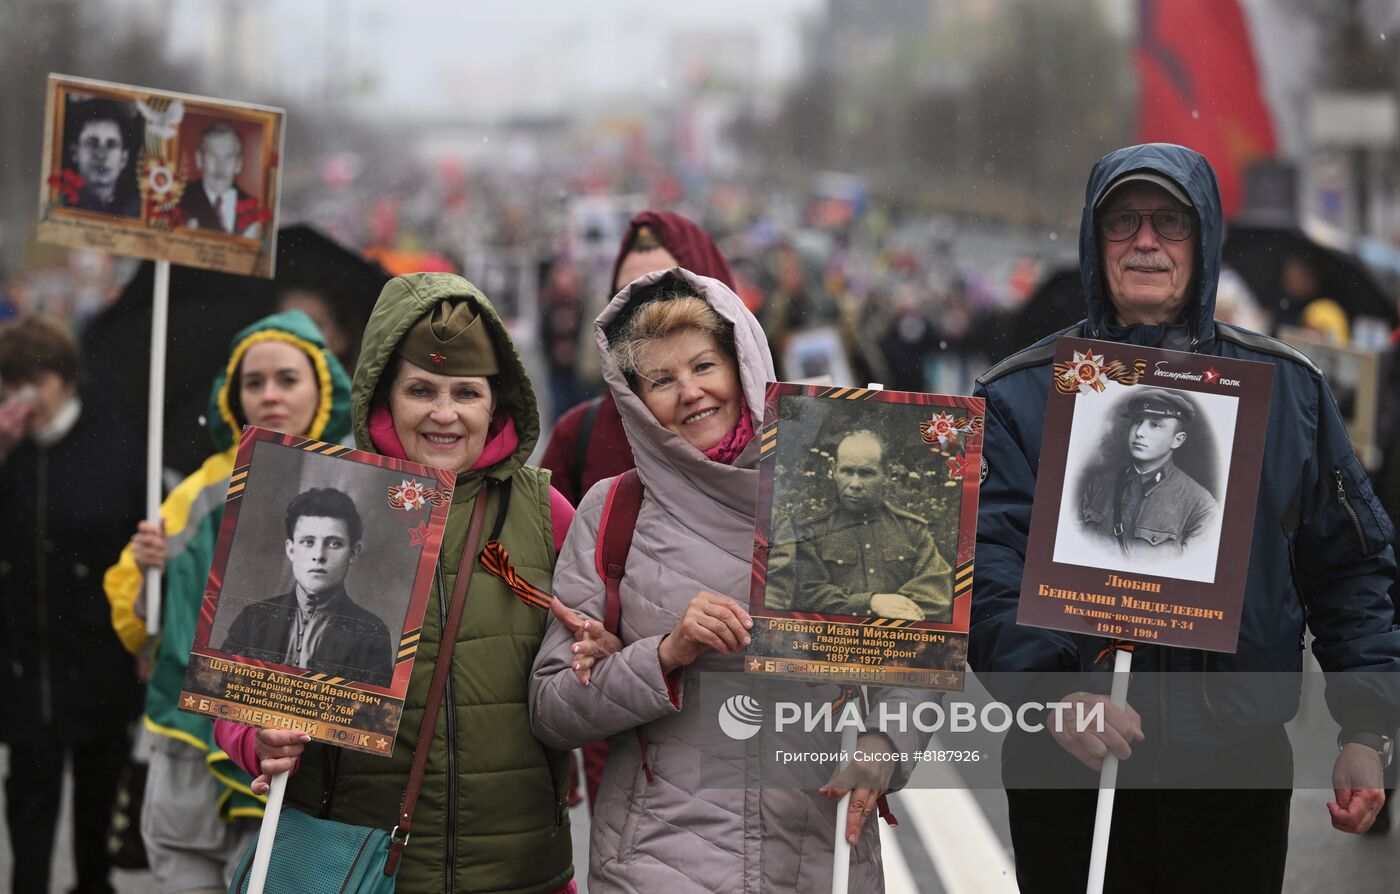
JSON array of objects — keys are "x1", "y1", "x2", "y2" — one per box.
[{"x1": 214, "y1": 719, "x2": 263, "y2": 776}]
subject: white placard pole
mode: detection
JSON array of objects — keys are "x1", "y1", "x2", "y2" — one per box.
[
  {"x1": 247, "y1": 770, "x2": 288, "y2": 894},
  {"x1": 145, "y1": 259, "x2": 170, "y2": 636},
  {"x1": 830, "y1": 720, "x2": 859, "y2": 894},
  {"x1": 1086, "y1": 647, "x2": 1134, "y2": 894},
  {"x1": 832, "y1": 382, "x2": 887, "y2": 894}
]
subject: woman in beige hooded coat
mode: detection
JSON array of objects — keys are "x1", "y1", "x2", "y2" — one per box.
[{"x1": 531, "y1": 268, "x2": 926, "y2": 893}]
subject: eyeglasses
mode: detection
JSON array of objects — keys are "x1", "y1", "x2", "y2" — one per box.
[{"x1": 1098, "y1": 209, "x2": 1194, "y2": 242}]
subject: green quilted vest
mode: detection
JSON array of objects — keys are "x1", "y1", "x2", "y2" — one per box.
[
  {"x1": 284, "y1": 468, "x2": 572, "y2": 893},
  {"x1": 286, "y1": 273, "x2": 572, "y2": 893}
]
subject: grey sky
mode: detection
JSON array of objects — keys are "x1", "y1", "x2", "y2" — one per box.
[{"x1": 165, "y1": 0, "x2": 821, "y2": 119}]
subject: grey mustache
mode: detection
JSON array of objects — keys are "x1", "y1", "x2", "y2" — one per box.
[{"x1": 1121, "y1": 252, "x2": 1171, "y2": 272}]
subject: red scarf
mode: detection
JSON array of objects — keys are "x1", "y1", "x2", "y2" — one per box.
[{"x1": 702, "y1": 404, "x2": 754, "y2": 465}]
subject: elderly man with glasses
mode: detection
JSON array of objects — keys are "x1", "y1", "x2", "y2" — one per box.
[{"x1": 970, "y1": 143, "x2": 1399, "y2": 893}]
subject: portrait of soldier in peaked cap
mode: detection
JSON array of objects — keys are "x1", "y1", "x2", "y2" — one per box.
[
  {"x1": 1078, "y1": 387, "x2": 1217, "y2": 559},
  {"x1": 1050, "y1": 382, "x2": 1238, "y2": 584}
]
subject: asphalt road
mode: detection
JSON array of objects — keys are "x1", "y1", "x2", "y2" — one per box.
[{"x1": 3, "y1": 665, "x2": 1397, "y2": 894}]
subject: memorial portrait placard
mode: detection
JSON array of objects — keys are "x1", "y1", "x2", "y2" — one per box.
[
  {"x1": 179, "y1": 427, "x2": 454, "y2": 756},
  {"x1": 781, "y1": 326, "x2": 855, "y2": 389},
  {"x1": 38, "y1": 74, "x2": 284, "y2": 277},
  {"x1": 747, "y1": 382, "x2": 983, "y2": 690},
  {"x1": 1017, "y1": 337, "x2": 1274, "y2": 652}
]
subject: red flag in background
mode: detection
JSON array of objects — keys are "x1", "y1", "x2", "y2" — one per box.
[{"x1": 1137, "y1": 0, "x2": 1277, "y2": 217}]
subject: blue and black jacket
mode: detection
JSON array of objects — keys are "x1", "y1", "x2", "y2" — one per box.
[{"x1": 970, "y1": 143, "x2": 1399, "y2": 768}]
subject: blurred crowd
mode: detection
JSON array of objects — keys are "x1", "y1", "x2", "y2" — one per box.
[
  {"x1": 4, "y1": 137, "x2": 1400, "y2": 891},
  {"x1": 8, "y1": 138, "x2": 1400, "y2": 435}
]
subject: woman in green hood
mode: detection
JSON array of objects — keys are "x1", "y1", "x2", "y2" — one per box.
[
  {"x1": 217, "y1": 273, "x2": 608, "y2": 893},
  {"x1": 105, "y1": 309, "x2": 352, "y2": 894}
]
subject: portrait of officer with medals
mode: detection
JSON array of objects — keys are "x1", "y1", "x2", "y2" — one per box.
[{"x1": 1078, "y1": 387, "x2": 1217, "y2": 559}]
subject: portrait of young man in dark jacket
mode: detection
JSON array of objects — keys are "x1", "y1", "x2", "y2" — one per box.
[
  {"x1": 220, "y1": 486, "x2": 394, "y2": 686},
  {"x1": 971, "y1": 143, "x2": 1399, "y2": 893}
]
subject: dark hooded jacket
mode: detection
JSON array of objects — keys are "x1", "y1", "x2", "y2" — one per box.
[
  {"x1": 0, "y1": 387, "x2": 145, "y2": 744},
  {"x1": 970, "y1": 143, "x2": 1400, "y2": 778},
  {"x1": 539, "y1": 210, "x2": 737, "y2": 505}
]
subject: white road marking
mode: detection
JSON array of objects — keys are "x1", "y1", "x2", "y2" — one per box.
[
  {"x1": 879, "y1": 813, "x2": 920, "y2": 894},
  {"x1": 899, "y1": 788, "x2": 1018, "y2": 894}
]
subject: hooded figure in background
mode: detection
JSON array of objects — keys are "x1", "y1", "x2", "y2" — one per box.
[
  {"x1": 540, "y1": 210, "x2": 737, "y2": 506},
  {"x1": 104, "y1": 310, "x2": 351, "y2": 893},
  {"x1": 971, "y1": 143, "x2": 1400, "y2": 892}
]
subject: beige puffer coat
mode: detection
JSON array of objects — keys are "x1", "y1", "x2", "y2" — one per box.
[{"x1": 530, "y1": 267, "x2": 926, "y2": 893}]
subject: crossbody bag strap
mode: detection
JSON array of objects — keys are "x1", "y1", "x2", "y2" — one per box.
[
  {"x1": 596, "y1": 468, "x2": 644, "y2": 635},
  {"x1": 386, "y1": 483, "x2": 491, "y2": 875}
]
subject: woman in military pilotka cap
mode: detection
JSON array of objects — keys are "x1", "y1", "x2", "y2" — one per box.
[
  {"x1": 214, "y1": 273, "x2": 614, "y2": 893},
  {"x1": 1079, "y1": 386, "x2": 1218, "y2": 557}
]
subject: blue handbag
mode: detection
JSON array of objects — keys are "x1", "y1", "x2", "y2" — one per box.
[{"x1": 229, "y1": 807, "x2": 395, "y2": 894}]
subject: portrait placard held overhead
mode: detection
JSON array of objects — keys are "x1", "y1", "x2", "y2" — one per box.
[
  {"x1": 1018, "y1": 336, "x2": 1273, "y2": 653},
  {"x1": 37, "y1": 74, "x2": 284, "y2": 277},
  {"x1": 747, "y1": 382, "x2": 983, "y2": 690},
  {"x1": 179, "y1": 427, "x2": 454, "y2": 756}
]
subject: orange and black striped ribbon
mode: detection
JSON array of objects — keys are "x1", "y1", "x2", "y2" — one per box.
[
  {"x1": 1094, "y1": 642, "x2": 1136, "y2": 666},
  {"x1": 1053, "y1": 358, "x2": 1148, "y2": 394},
  {"x1": 479, "y1": 541, "x2": 551, "y2": 611}
]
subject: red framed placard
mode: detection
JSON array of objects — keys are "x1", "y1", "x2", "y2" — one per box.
[
  {"x1": 180, "y1": 426, "x2": 454, "y2": 756},
  {"x1": 746, "y1": 382, "x2": 984, "y2": 690}
]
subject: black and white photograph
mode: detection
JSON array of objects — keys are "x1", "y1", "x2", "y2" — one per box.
[
  {"x1": 1052, "y1": 382, "x2": 1236, "y2": 583},
  {"x1": 764, "y1": 414, "x2": 958, "y2": 624},
  {"x1": 746, "y1": 383, "x2": 981, "y2": 689},
  {"x1": 181, "y1": 427, "x2": 453, "y2": 757},
  {"x1": 1020, "y1": 337, "x2": 1274, "y2": 654},
  {"x1": 216, "y1": 485, "x2": 395, "y2": 685},
  {"x1": 204, "y1": 437, "x2": 436, "y2": 686},
  {"x1": 57, "y1": 93, "x2": 145, "y2": 220}
]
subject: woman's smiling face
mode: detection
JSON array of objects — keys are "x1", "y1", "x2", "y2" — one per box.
[
  {"x1": 633, "y1": 328, "x2": 741, "y2": 453},
  {"x1": 389, "y1": 360, "x2": 496, "y2": 472}
]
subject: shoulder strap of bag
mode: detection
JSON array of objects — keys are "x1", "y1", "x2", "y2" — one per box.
[
  {"x1": 572, "y1": 396, "x2": 603, "y2": 500},
  {"x1": 591, "y1": 467, "x2": 656, "y2": 783},
  {"x1": 594, "y1": 468, "x2": 643, "y2": 636},
  {"x1": 385, "y1": 484, "x2": 491, "y2": 875}
]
